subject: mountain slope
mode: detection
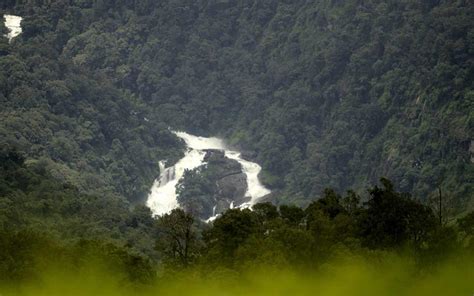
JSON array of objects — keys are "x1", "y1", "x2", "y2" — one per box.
[{"x1": 1, "y1": 0, "x2": 472, "y2": 210}]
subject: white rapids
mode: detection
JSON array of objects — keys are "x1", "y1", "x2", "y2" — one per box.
[
  {"x1": 146, "y1": 131, "x2": 270, "y2": 218},
  {"x1": 3, "y1": 14, "x2": 22, "y2": 42}
]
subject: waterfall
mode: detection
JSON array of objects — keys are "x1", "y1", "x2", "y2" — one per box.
[
  {"x1": 158, "y1": 161, "x2": 165, "y2": 177},
  {"x1": 147, "y1": 131, "x2": 270, "y2": 218},
  {"x1": 225, "y1": 151, "x2": 270, "y2": 206},
  {"x1": 147, "y1": 148, "x2": 205, "y2": 216},
  {"x1": 160, "y1": 165, "x2": 175, "y2": 186},
  {"x1": 3, "y1": 15, "x2": 22, "y2": 42}
]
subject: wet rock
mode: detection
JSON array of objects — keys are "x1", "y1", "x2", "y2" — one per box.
[
  {"x1": 204, "y1": 149, "x2": 241, "y2": 175},
  {"x1": 204, "y1": 149, "x2": 249, "y2": 214},
  {"x1": 215, "y1": 172, "x2": 249, "y2": 207},
  {"x1": 239, "y1": 150, "x2": 257, "y2": 161},
  {"x1": 203, "y1": 149, "x2": 225, "y2": 161},
  {"x1": 178, "y1": 149, "x2": 250, "y2": 219}
]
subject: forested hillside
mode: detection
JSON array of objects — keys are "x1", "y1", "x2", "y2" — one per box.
[
  {"x1": 1, "y1": 3, "x2": 186, "y2": 204},
  {"x1": 0, "y1": 0, "x2": 473, "y2": 294},
  {"x1": 1, "y1": 0, "x2": 472, "y2": 211}
]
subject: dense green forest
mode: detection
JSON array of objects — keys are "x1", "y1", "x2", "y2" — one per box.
[
  {"x1": 1, "y1": 0, "x2": 472, "y2": 208},
  {"x1": 0, "y1": 0, "x2": 473, "y2": 294},
  {"x1": 1, "y1": 151, "x2": 473, "y2": 294}
]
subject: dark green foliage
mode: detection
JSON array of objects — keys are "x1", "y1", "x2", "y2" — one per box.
[
  {"x1": 359, "y1": 178, "x2": 437, "y2": 249},
  {"x1": 0, "y1": 172, "x2": 472, "y2": 288},
  {"x1": 0, "y1": 0, "x2": 472, "y2": 291},
  {"x1": 0, "y1": 148, "x2": 159, "y2": 259},
  {"x1": 177, "y1": 167, "x2": 215, "y2": 218},
  {"x1": 0, "y1": 1, "x2": 474, "y2": 211},
  {"x1": 3, "y1": 0, "x2": 472, "y2": 210},
  {"x1": 306, "y1": 188, "x2": 347, "y2": 219},
  {"x1": 155, "y1": 209, "x2": 202, "y2": 267},
  {"x1": 458, "y1": 210, "x2": 474, "y2": 251},
  {"x1": 458, "y1": 211, "x2": 474, "y2": 236},
  {"x1": 279, "y1": 204, "x2": 304, "y2": 226},
  {"x1": 197, "y1": 178, "x2": 467, "y2": 272},
  {"x1": 204, "y1": 208, "x2": 258, "y2": 265},
  {"x1": 0, "y1": 230, "x2": 154, "y2": 286},
  {"x1": 0, "y1": 5, "x2": 184, "y2": 204},
  {"x1": 0, "y1": 230, "x2": 58, "y2": 284},
  {"x1": 253, "y1": 202, "x2": 279, "y2": 222}
]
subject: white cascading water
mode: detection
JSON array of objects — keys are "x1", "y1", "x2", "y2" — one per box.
[
  {"x1": 146, "y1": 131, "x2": 270, "y2": 218},
  {"x1": 3, "y1": 15, "x2": 22, "y2": 42},
  {"x1": 147, "y1": 149, "x2": 206, "y2": 215}
]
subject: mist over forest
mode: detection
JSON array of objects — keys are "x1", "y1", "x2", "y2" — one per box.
[{"x1": 0, "y1": 0, "x2": 473, "y2": 295}]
